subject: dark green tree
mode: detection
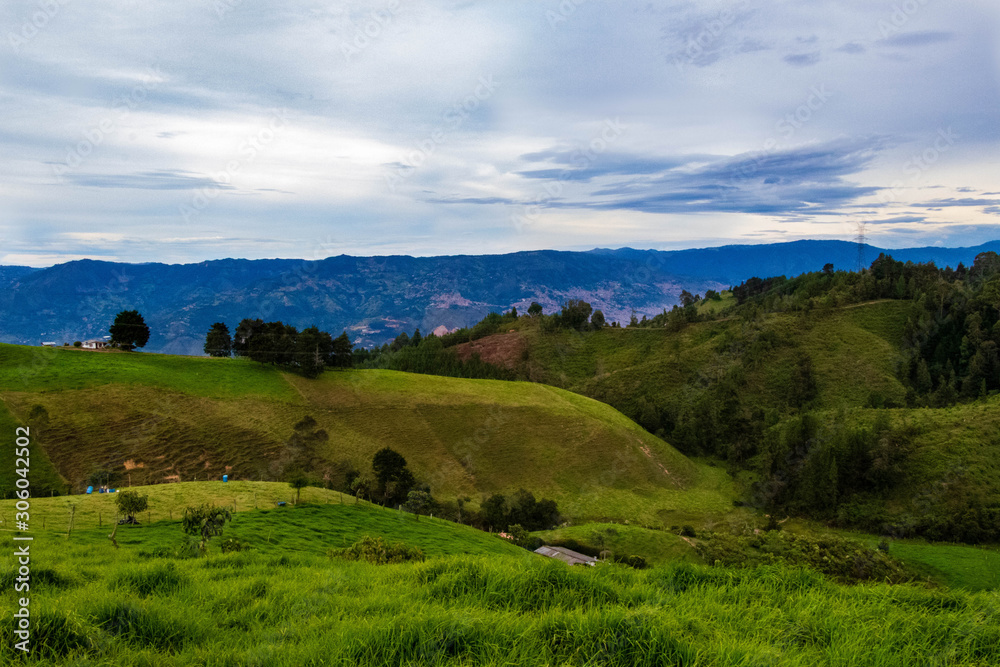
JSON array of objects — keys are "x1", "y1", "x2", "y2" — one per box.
[
  {"x1": 591, "y1": 309, "x2": 606, "y2": 329},
  {"x1": 109, "y1": 310, "x2": 150, "y2": 351},
  {"x1": 402, "y1": 489, "x2": 432, "y2": 519},
  {"x1": 331, "y1": 331, "x2": 354, "y2": 368},
  {"x1": 390, "y1": 331, "x2": 410, "y2": 352},
  {"x1": 114, "y1": 489, "x2": 148, "y2": 524},
  {"x1": 481, "y1": 493, "x2": 507, "y2": 532},
  {"x1": 204, "y1": 322, "x2": 232, "y2": 357},
  {"x1": 371, "y1": 447, "x2": 415, "y2": 506},
  {"x1": 233, "y1": 318, "x2": 263, "y2": 357},
  {"x1": 288, "y1": 473, "x2": 312, "y2": 504},
  {"x1": 559, "y1": 300, "x2": 593, "y2": 330},
  {"x1": 182, "y1": 504, "x2": 232, "y2": 552},
  {"x1": 295, "y1": 326, "x2": 333, "y2": 378},
  {"x1": 527, "y1": 302, "x2": 543, "y2": 317}
]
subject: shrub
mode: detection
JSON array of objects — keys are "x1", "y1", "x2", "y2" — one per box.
[
  {"x1": 182, "y1": 504, "x2": 232, "y2": 552},
  {"x1": 333, "y1": 535, "x2": 425, "y2": 565},
  {"x1": 221, "y1": 537, "x2": 252, "y2": 554},
  {"x1": 694, "y1": 531, "x2": 912, "y2": 584},
  {"x1": 611, "y1": 554, "x2": 648, "y2": 569}
]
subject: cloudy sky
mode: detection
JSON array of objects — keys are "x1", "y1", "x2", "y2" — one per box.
[{"x1": 2, "y1": 0, "x2": 999, "y2": 266}]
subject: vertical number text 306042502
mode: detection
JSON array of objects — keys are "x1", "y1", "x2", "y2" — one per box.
[{"x1": 12, "y1": 426, "x2": 33, "y2": 654}]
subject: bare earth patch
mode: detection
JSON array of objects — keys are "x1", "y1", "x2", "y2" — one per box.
[{"x1": 455, "y1": 333, "x2": 527, "y2": 369}]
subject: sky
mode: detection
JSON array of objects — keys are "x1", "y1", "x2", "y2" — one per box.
[{"x1": 2, "y1": 0, "x2": 999, "y2": 267}]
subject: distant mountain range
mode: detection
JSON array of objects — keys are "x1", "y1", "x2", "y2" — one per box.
[{"x1": 2, "y1": 240, "x2": 997, "y2": 354}]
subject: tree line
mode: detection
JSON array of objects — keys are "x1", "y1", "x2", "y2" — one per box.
[{"x1": 203, "y1": 319, "x2": 353, "y2": 377}]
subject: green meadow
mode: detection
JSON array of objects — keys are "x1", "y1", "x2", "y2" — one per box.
[
  {"x1": 1, "y1": 521, "x2": 998, "y2": 666},
  {"x1": 0, "y1": 343, "x2": 723, "y2": 525}
]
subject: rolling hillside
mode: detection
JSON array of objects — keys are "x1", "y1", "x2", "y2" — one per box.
[
  {"x1": 452, "y1": 299, "x2": 1000, "y2": 537},
  {"x1": 0, "y1": 343, "x2": 730, "y2": 524}
]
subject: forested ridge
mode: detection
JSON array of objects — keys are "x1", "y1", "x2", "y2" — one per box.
[{"x1": 358, "y1": 251, "x2": 1000, "y2": 544}]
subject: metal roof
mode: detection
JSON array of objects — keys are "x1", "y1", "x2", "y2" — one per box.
[{"x1": 534, "y1": 545, "x2": 597, "y2": 566}]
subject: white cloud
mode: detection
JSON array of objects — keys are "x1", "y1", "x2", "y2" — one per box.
[{"x1": 1, "y1": 0, "x2": 998, "y2": 266}]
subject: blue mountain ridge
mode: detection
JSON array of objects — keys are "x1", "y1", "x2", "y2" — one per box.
[{"x1": 1, "y1": 240, "x2": 996, "y2": 354}]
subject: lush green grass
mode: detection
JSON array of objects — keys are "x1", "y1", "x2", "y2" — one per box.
[
  {"x1": 0, "y1": 481, "x2": 350, "y2": 534},
  {"x1": 888, "y1": 542, "x2": 1000, "y2": 593},
  {"x1": 534, "y1": 522, "x2": 699, "y2": 566},
  {"x1": 0, "y1": 351, "x2": 717, "y2": 524},
  {"x1": 1, "y1": 545, "x2": 998, "y2": 666},
  {"x1": 0, "y1": 345, "x2": 299, "y2": 400},
  {"x1": 783, "y1": 520, "x2": 1000, "y2": 592},
  {"x1": 0, "y1": 400, "x2": 66, "y2": 496},
  {"x1": 0, "y1": 492, "x2": 527, "y2": 560}
]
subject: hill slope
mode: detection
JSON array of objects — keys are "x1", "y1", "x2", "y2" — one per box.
[
  {"x1": 453, "y1": 299, "x2": 1000, "y2": 540},
  {"x1": 0, "y1": 344, "x2": 728, "y2": 524}
]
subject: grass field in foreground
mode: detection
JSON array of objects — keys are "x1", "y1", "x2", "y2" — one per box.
[{"x1": 1, "y1": 547, "x2": 998, "y2": 666}]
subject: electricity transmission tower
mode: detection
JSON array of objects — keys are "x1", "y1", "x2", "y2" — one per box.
[{"x1": 855, "y1": 221, "x2": 867, "y2": 272}]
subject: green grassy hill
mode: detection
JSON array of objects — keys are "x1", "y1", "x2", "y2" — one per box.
[
  {"x1": 0, "y1": 481, "x2": 528, "y2": 559},
  {"x1": 0, "y1": 344, "x2": 728, "y2": 524},
  {"x1": 455, "y1": 300, "x2": 1000, "y2": 539}
]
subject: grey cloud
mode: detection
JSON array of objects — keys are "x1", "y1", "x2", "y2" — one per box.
[
  {"x1": 880, "y1": 31, "x2": 955, "y2": 48},
  {"x1": 783, "y1": 52, "x2": 821, "y2": 67},
  {"x1": 64, "y1": 170, "x2": 234, "y2": 190}
]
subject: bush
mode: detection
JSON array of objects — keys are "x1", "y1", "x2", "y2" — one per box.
[
  {"x1": 333, "y1": 535, "x2": 425, "y2": 565},
  {"x1": 694, "y1": 531, "x2": 912, "y2": 584},
  {"x1": 221, "y1": 538, "x2": 252, "y2": 554},
  {"x1": 611, "y1": 554, "x2": 648, "y2": 569}
]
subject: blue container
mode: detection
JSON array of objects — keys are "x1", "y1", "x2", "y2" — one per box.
[
  {"x1": 87, "y1": 486, "x2": 93, "y2": 494},
  {"x1": 109, "y1": 488, "x2": 116, "y2": 493},
  {"x1": 98, "y1": 488, "x2": 104, "y2": 493},
  {"x1": 223, "y1": 475, "x2": 228, "y2": 483},
  {"x1": 277, "y1": 501, "x2": 286, "y2": 507}
]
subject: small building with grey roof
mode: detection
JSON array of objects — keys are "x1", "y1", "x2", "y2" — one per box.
[{"x1": 534, "y1": 545, "x2": 597, "y2": 566}]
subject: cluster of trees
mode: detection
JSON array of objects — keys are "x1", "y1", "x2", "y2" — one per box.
[
  {"x1": 751, "y1": 413, "x2": 915, "y2": 519},
  {"x1": 203, "y1": 320, "x2": 353, "y2": 377},
  {"x1": 623, "y1": 290, "x2": 723, "y2": 331},
  {"x1": 725, "y1": 251, "x2": 1000, "y2": 406},
  {"x1": 478, "y1": 489, "x2": 560, "y2": 532},
  {"x1": 284, "y1": 433, "x2": 560, "y2": 535}
]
